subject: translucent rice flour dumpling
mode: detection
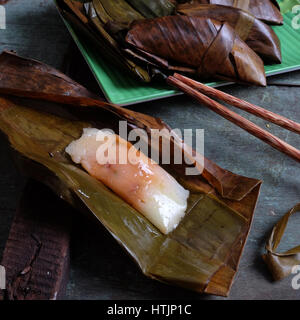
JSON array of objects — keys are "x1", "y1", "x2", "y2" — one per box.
[{"x1": 66, "y1": 128, "x2": 190, "y2": 234}]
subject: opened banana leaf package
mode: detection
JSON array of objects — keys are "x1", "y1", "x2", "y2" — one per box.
[{"x1": 0, "y1": 0, "x2": 299, "y2": 302}]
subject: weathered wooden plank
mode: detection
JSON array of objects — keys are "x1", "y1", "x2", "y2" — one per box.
[{"x1": 1, "y1": 180, "x2": 71, "y2": 300}]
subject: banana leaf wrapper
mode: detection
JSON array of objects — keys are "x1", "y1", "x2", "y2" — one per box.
[
  {"x1": 90, "y1": 0, "x2": 176, "y2": 33},
  {"x1": 126, "y1": 0, "x2": 176, "y2": 18},
  {"x1": 56, "y1": 1, "x2": 266, "y2": 86},
  {"x1": 91, "y1": 0, "x2": 144, "y2": 29},
  {"x1": 57, "y1": 0, "x2": 152, "y2": 82},
  {"x1": 184, "y1": 0, "x2": 283, "y2": 25},
  {"x1": 262, "y1": 203, "x2": 300, "y2": 281},
  {"x1": 92, "y1": 0, "x2": 176, "y2": 23},
  {"x1": 0, "y1": 51, "x2": 262, "y2": 296},
  {"x1": 126, "y1": 15, "x2": 267, "y2": 86},
  {"x1": 177, "y1": 3, "x2": 281, "y2": 64}
]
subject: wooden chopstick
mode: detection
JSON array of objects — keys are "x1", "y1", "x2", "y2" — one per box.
[
  {"x1": 173, "y1": 73, "x2": 300, "y2": 135},
  {"x1": 167, "y1": 75, "x2": 300, "y2": 163}
]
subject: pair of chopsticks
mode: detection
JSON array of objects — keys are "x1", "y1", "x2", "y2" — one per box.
[{"x1": 167, "y1": 73, "x2": 300, "y2": 163}]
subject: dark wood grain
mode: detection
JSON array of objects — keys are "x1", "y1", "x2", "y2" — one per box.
[{"x1": 1, "y1": 180, "x2": 71, "y2": 300}]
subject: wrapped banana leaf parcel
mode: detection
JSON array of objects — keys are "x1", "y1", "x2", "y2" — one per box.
[
  {"x1": 56, "y1": 0, "x2": 267, "y2": 86},
  {"x1": 177, "y1": 3, "x2": 282, "y2": 64},
  {"x1": 182, "y1": 0, "x2": 283, "y2": 25},
  {"x1": 0, "y1": 51, "x2": 262, "y2": 296}
]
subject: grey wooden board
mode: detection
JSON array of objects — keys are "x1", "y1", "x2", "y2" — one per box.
[{"x1": 0, "y1": 0, "x2": 299, "y2": 300}]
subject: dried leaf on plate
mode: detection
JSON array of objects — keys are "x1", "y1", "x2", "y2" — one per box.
[
  {"x1": 177, "y1": 3, "x2": 282, "y2": 64},
  {"x1": 92, "y1": 0, "x2": 143, "y2": 27},
  {"x1": 126, "y1": 0, "x2": 176, "y2": 18},
  {"x1": 126, "y1": 15, "x2": 267, "y2": 86},
  {"x1": 59, "y1": 1, "x2": 152, "y2": 82},
  {"x1": 56, "y1": 0, "x2": 268, "y2": 86},
  {"x1": 186, "y1": 0, "x2": 283, "y2": 25}
]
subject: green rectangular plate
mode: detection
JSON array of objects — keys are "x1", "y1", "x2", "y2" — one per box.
[{"x1": 56, "y1": 1, "x2": 300, "y2": 106}]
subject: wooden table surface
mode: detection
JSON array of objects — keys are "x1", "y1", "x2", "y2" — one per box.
[{"x1": 0, "y1": 0, "x2": 299, "y2": 300}]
